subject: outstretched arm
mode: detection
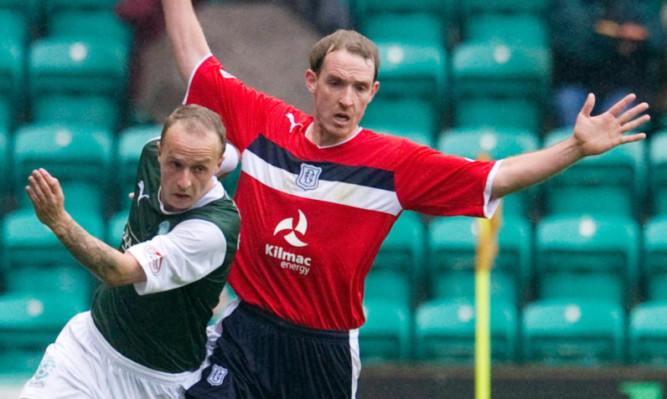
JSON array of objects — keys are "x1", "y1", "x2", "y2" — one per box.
[
  {"x1": 162, "y1": 0, "x2": 212, "y2": 83},
  {"x1": 491, "y1": 93, "x2": 649, "y2": 199},
  {"x1": 26, "y1": 169, "x2": 146, "y2": 286}
]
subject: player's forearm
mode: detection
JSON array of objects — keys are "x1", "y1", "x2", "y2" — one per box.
[
  {"x1": 491, "y1": 136, "x2": 584, "y2": 199},
  {"x1": 162, "y1": 0, "x2": 212, "y2": 83},
  {"x1": 49, "y1": 214, "x2": 145, "y2": 286}
]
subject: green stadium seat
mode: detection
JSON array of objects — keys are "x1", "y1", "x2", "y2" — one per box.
[
  {"x1": 0, "y1": 291, "x2": 88, "y2": 373},
  {"x1": 117, "y1": 125, "x2": 161, "y2": 206},
  {"x1": 32, "y1": 94, "x2": 121, "y2": 131},
  {"x1": 649, "y1": 130, "x2": 667, "y2": 215},
  {"x1": 2, "y1": 207, "x2": 105, "y2": 271},
  {"x1": 352, "y1": 0, "x2": 455, "y2": 27},
  {"x1": 522, "y1": 299, "x2": 625, "y2": 366},
  {"x1": 107, "y1": 208, "x2": 129, "y2": 247},
  {"x1": 0, "y1": 128, "x2": 9, "y2": 201},
  {"x1": 363, "y1": 97, "x2": 438, "y2": 147},
  {"x1": 426, "y1": 215, "x2": 532, "y2": 302},
  {"x1": 28, "y1": 37, "x2": 129, "y2": 105},
  {"x1": 365, "y1": 269, "x2": 412, "y2": 306},
  {"x1": 374, "y1": 41, "x2": 447, "y2": 110},
  {"x1": 437, "y1": 127, "x2": 540, "y2": 217},
  {"x1": 451, "y1": 42, "x2": 551, "y2": 103},
  {"x1": 629, "y1": 301, "x2": 667, "y2": 365},
  {"x1": 372, "y1": 211, "x2": 425, "y2": 274},
  {"x1": 359, "y1": 298, "x2": 412, "y2": 362},
  {"x1": 543, "y1": 128, "x2": 646, "y2": 218},
  {"x1": 642, "y1": 215, "x2": 667, "y2": 301},
  {"x1": 454, "y1": 97, "x2": 542, "y2": 132},
  {"x1": 361, "y1": 12, "x2": 446, "y2": 48},
  {"x1": 48, "y1": 10, "x2": 132, "y2": 48},
  {"x1": 461, "y1": 0, "x2": 549, "y2": 17},
  {"x1": 43, "y1": 0, "x2": 119, "y2": 15},
  {"x1": 12, "y1": 122, "x2": 114, "y2": 194},
  {"x1": 535, "y1": 214, "x2": 640, "y2": 307},
  {"x1": 0, "y1": 0, "x2": 42, "y2": 33},
  {"x1": 464, "y1": 13, "x2": 549, "y2": 48},
  {"x1": 0, "y1": 37, "x2": 25, "y2": 120},
  {"x1": 414, "y1": 298, "x2": 517, "y2": 364}
]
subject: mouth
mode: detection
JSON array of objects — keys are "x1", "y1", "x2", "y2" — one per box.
[{"x1": 333, "y1": 113, "x2": 350, "y2": 125}]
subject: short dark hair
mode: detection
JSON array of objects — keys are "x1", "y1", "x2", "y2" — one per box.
[
  {"x1": 161, "y1": 104, "x2": 226, "y2": 155},
  {"x1": 309, "y1": 29, "x2": 380, "y2": 81}
]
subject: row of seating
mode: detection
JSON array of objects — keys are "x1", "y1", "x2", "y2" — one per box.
[
  {"x1": 2, "y1": 121, "x2": 665, "y2": 220},
  {"x1": 0, "y1": 2, "x2": 131, "y2": 132},
  {"x1": 360, "y1": 296, "x2": 667, "y2": 366}
]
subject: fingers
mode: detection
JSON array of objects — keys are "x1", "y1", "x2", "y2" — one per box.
[
  {"x1": 606, "y1": 93, "x2": 637, "y2": 116},
  {"x1": 621, "y1": 113, "x2": 651, "y2": 133},
  {"x1": 579, "y1": 93, "x2": 596, "y2": 117},
  {"x1": 620, "y1": 132, "x2": 647, "y2": 144},
  {"x1": 25, "y1": 169, "x2": 59, "y2": 205},
  {"x1": 618, "y1": 101, "x2": 650, "y2": 125}
]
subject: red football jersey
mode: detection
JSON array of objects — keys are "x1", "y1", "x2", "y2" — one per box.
[{"x1": 185, "y1": 55, "x2": 499, "y2": 330}]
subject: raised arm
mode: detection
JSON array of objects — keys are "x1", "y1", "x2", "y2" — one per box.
[
  {"x1": 162, "y1": 0, "x2": 212, "y2": 83},
  {"x1": 491, "y1": 93, "x2": 650, "y2": 200},
  {"x1": 26, "y1": 169, "x2": 146, "y2": 286}
]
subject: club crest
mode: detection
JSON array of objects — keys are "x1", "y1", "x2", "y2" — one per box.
[
  {"x1": 207, "y1": 364, "x2": 228, "y2": 386},
  {"x1": 296, "y1": 163, "x2": 322, "y2": 191}
]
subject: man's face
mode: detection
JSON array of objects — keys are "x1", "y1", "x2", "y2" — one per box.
[
  {"x1": 157, "y1": 121, "x2": 223, "y2": 212},
  {"x1": 306, "y1": 49, "x2": 379, "y2": 146}
]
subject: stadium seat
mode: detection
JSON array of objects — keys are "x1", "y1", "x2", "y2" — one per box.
[
  {"x1": 374, "y1": 41, "x2": 447, "y2": 110},
  {"x1": 450, "y1": 42, "x2": 551, "y2": 103},
  {"x1": 453, "y1": 97, "x2": 542, "y2": 132},
  {"x1": 32, "y1": 94, "x2": 120, "y2": 131},
  {"x1": 47, "y1": 10, "x2": 132, "y2": 48},
  {"x1": 0, "y1": 0, "x2": 41, "y2": 33},
  {"x1": 107, "y1": 208, "x2": 129, "y2": 247},
  {"x1": 372, "y1": 211, "x2": 425, "y2": 276},
  {"x1": 535, "y1": 214, "x2": 640, "y2": 307},
  {"x1": 426, "y1": 215, "x2": 532, "y2": 302},
  {"x1": 414, "y1": 298, "x2": 517, "y2": 364},
  {"x1": 352, "y1": 0, "x2": 455, "y2": 30},
  {"x1": 117, "y1": 124, "x2": 161, "y2": 203},
  {"x1": 12, "y1": 122, "x2": 114, "y2": 194},
  {"x1": 460, "y1": 0, "x2": 549, "y2": 17},
  {"x1": 0, "y1": 128, "x2": 9, "y2": 201},
  {"x1": 43, "y1": 0, "x2": 119, "y2": 15},
  {"x1": 365, "y1": 269, "x2": 412, "y2": 306},
  {"x1": 362, "y1": 97, "x2": 438, "y2": 147},
  {"x1": 522, "y1": 299, "x2": 625, "y2": 366},
  {"x1": 359, "y1": 298, "x2": 412, "y2": 362},
  {"x1": 464, "y1": 13, "x2": 549, "y2": 48},
  {"x1": 28, "y1": 37, "x2": 129, "y2": 106},
  {"x1": 361, "y1": 12, "x2": 446, "y2": 49},
  {"x1": 0, "y1": 291, "x2": 89, "y2": 375},
  {"x1": 642, "y1": 215, "x2": 667, "y2": 301},
  {"x1": 543, "y1": 128, "x2": 646, "y2": 218},
  {"x1": 2, "y1": 207, "x2": 105, "y2": 271},
  {"x1": 649, "y1": 130, "x2": 667, "y2": 215},
  {"x1": 437, "y1": 127, "x2": 540, "y2": 217},
  {"x1": 628, "y1": 301, "x2": 667, "y2": 365},
  {"x1": 0, "y1": 36, "x2": 25, "y2": 122}
]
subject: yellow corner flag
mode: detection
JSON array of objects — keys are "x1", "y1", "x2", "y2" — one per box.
[{"x1": 475, "y1": 154, "x2": 502, "y2": 399}]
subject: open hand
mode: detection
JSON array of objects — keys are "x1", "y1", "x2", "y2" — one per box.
[
  {"x1": 573, "y1": 93, "x2": 649, "y2": 157},
  {"x1": 25, "y1": 168, "x2": 67, "y2": 228}
]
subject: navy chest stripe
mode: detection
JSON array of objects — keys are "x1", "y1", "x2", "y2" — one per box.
[{"x1": 247, "y1": 134, "x2": 395, "y2": 191}]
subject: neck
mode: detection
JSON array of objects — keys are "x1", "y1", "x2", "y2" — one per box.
[{"x1": 306, "y1": 123, "x2": 359, "y2": 148}]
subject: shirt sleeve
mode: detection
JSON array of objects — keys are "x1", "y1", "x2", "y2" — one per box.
[{"x1": 128, "y1": 219, "x2": 227, "y2": 295}]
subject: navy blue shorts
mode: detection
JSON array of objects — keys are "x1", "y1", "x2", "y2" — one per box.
[{"x1": 186, "y1": 301, "x2": 359, "y2": 399}]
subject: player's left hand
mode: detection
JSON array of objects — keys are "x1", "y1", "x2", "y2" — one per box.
[
  {"x1": 573, "y1": 93, "x2": 649, "y2": 157},
  {"x1": 25, "y1": 168, "x2": 67, "y2": 228}
]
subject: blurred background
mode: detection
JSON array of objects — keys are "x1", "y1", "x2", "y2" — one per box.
[{"x1": 2, "y1": 0, "x2": 667, "y2": 397}]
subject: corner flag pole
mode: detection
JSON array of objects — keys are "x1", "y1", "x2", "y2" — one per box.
[{"x1": 475, "y1": 154, "x2": 502, "y2": 399}]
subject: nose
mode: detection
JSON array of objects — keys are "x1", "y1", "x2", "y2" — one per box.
[
  {"x1": 176, "y1": 170, "x2": 192, "y2": 190},
  {"x1": 339, "y1": 86, "x2": 354, "y2": 108}
]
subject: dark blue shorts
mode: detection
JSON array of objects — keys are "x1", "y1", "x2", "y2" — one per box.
[{"x1": 186, "y1": 301, "x2": 360, "y2": 399}]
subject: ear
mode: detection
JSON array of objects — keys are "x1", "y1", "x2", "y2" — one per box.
[
  {"x1": 305, "y1": 69, "x2": 317, "y2": 94},
  {"x1": 369, "y1": 80, "x2": 380, "y2": 102}
]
